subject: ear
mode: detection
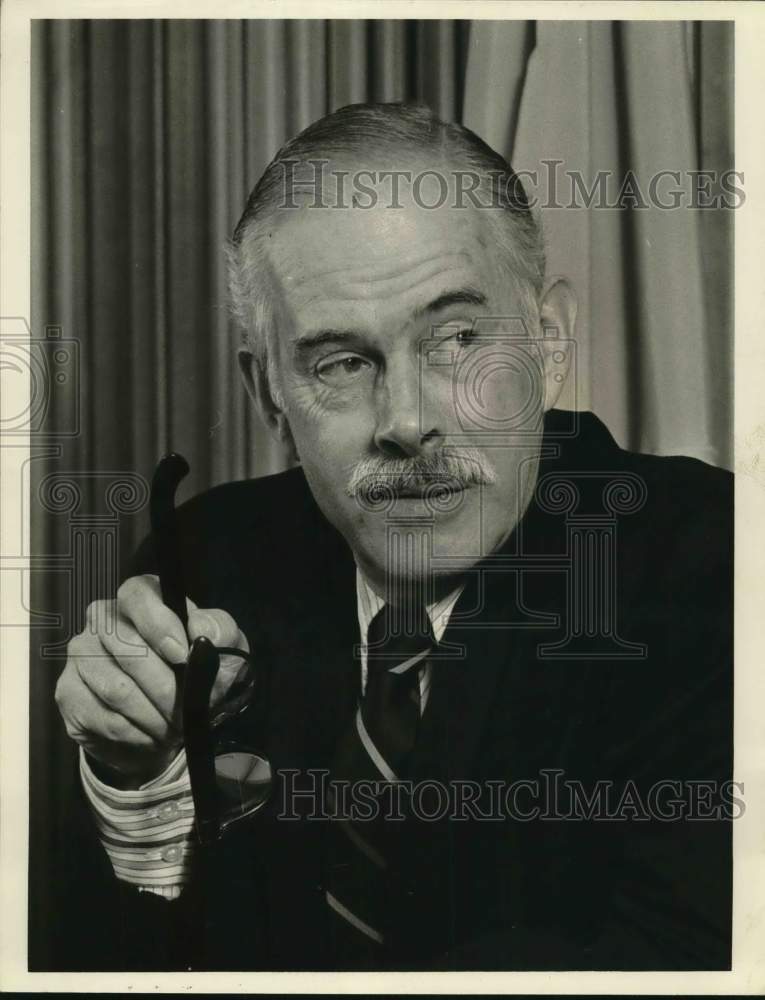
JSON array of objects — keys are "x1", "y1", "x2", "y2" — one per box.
[
  {"x1": 536, "y1": 277, "x2": 578, "y2": 411},
  {"x1": 237, "y1": 348, "x2": 299, "y2": 461}
]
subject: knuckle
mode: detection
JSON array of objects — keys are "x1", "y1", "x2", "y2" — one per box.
[
  {"x1": 137, "y1": 573, "x2": 160, "y2": 598},
  {"x1": 117, "y1": 574, "x2": 158, "y2": 611},
  {"x1": 86, "y1": 598, "x2": 112, "y2": 625},
  {"x1": 116, "y1": 576, "x2": 142, "y2": 606}
]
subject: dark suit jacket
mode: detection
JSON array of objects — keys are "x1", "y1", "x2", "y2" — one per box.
[{"x1": 49, "y1": 410, "x2": 733, "y2": 972}]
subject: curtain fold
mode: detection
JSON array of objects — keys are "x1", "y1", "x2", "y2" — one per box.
[
  {"x1": 463, "y1": 19, "x2": 733, "y2": 467},
  {"x1": 29, "y1": 19, "x2": 732, "y2": 968}
]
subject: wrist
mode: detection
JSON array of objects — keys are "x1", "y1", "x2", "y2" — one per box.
[{"x1": 84, "y1": 748, "x2": 182, "y2": 790}]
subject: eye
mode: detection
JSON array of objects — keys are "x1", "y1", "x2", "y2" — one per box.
[
  {"x1": 455, "y1": 327, "x2": 478, "y2": 346},
  {"x1": 315, "y1": 353, "x2": 373, "y2": 386}
]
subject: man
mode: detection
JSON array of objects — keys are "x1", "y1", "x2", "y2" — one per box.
[{"x1": 53, "y1": 103, "x2": 733, "y2": 971}]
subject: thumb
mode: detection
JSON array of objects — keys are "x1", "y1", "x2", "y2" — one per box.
[
  {"x1": 187, "y1": 610, "x2": 252, "y2": 715},
  {"x1": 187, "y1": 607, "x2": 248, "y2": 652}
]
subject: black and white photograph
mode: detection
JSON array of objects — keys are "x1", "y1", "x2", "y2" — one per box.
[{"x1": 1, "y1": 1, "x2": 763, "y2": 991}]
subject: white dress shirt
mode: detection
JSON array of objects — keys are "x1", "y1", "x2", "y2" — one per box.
[{"x1": 81, "y1": 571, "x2": 464, "y2": 899}]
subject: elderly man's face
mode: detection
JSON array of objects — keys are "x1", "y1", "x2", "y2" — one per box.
[{"x1": 243, "y1": 170, "x2": 573, "y2": 595}]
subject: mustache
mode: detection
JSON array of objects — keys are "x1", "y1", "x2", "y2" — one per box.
[{"x1": 346, "y1": 448, "x2": 496, "y2": 499}]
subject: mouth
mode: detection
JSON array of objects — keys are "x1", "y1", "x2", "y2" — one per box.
[
  {"x1": 394, "y1": 484, "x2": 468, "y2": 499},
  {"x1": 351, "y1": 478, "x2": 475, "y2": 517},
  {"x1": 351, "y1": 470, "x2": 481, "y2": 513}
]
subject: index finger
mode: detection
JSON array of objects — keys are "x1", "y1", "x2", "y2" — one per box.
[{"x1": 116, "y1": 574, "x2": 197, "y2": 665}]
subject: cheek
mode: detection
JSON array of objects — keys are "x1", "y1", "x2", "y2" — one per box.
[
  {"x1": 451, "y1": 345, "x2": 545, "y2": 432},
  {"x1": 284, "y1": 399, "x2": 374, "y2": 513},
  {"x1": 292, "y1": 420, "x2": 356, "y2": 478},
  {"x1": 286, "y1": 377, "x2": 374, "y2": 447}
]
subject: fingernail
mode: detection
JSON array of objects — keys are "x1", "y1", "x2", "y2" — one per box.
[{"x1": 159, "y1": 636, "x2": 185, "y2": 664}]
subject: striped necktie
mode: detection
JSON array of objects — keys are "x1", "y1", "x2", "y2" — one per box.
[{"x1": 324, "y1": 602, "x2": 435, "y2": 964}]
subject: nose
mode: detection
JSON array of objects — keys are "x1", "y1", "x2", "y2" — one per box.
[{"x1": 373, "y1": 356, "x2": 442, "y2": 459}]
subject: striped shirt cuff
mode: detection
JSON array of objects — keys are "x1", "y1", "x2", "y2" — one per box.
[{"x1": 79, "y1": 747, "x2": 195, "y2": 900}]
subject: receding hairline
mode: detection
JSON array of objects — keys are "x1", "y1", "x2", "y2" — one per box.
[
  {"x1": 251, "y1": 151, "x2": 519, "y2": 238},
  {"x1": 233, "y1": 103, "x2": 537, "y2": 245}
]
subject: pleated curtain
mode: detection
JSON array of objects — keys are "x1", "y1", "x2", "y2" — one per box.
[
  {"x1": 28, "y1": 19, "x2": 732, "y2": 968},
  {"x1": 464, "y1": 20, "x2": 733, "y2": 467}
]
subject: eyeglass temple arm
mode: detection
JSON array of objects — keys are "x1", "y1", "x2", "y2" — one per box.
[
  {"x1": 150, "y1": 452, "x2": 190, "y2": 632},
  {"x1": 184, "y1": 636, "x2": 222, "y2": 845}
]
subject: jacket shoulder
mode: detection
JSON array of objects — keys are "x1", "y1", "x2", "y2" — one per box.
[
  {"x1": 552, "y1": 409, "x2": 732, "y2": 537},
  {"x1": 547, "y1": 410, "x2": 733, "y2": 625},
  {"x1": 615, "y1": 439, "x2": 733, "y2": 570}
]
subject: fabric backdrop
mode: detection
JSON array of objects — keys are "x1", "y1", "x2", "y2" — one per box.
[{"x1": 28, "y1": 19, "x2": 732, "y2": 967}]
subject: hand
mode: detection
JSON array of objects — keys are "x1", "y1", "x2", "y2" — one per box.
[{"x1": 55, "y1": 574, "x2": 249, "y2": 787}]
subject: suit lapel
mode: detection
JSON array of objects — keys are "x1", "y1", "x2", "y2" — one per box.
[
  {"x1": 407, "y1": 570, "x2": 504, "y2": 785},
  {"x1": 407, "y1": 502, "x2": 562, "y2": 786}
]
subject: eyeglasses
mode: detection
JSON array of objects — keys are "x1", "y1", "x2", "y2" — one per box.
[{"x1": 150, "y1": 453, "x2": 272, "y2": 845}]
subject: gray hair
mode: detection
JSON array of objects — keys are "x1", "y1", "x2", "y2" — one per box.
[{"x1": 226, "y1": 102, "x2": 546, "y2": 407}]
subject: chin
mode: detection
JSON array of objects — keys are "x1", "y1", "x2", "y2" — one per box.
[{"x1": 352, "y1": 521, "x2": 486, "y2": 598}]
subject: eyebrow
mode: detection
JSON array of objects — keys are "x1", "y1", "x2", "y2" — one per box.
[
  {"x1": 293, "y1": 329, "x2": 360, "y2": 358},
  {"x1": 293, "y1": 287, "x2": 488, "y2": 356},
  {"x1": 412, "y1": 287, "x2": 487, "y2": 319}
]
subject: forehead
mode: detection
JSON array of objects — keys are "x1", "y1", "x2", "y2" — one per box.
[{"x1": 264, "y1": 176, "x2": 502, "y2": 323}]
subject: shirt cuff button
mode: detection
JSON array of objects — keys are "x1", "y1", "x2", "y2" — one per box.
[
  {"x1": 158, "y1": 801, "x2": 180, "y2": 821},
  {"x1": 161, "y1": 844, "x2": 181, "y2": 863}
]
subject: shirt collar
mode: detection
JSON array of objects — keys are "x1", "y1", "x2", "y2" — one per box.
[{"x1": 355, "y1": 566, "x2": 464, "y2": 645}]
